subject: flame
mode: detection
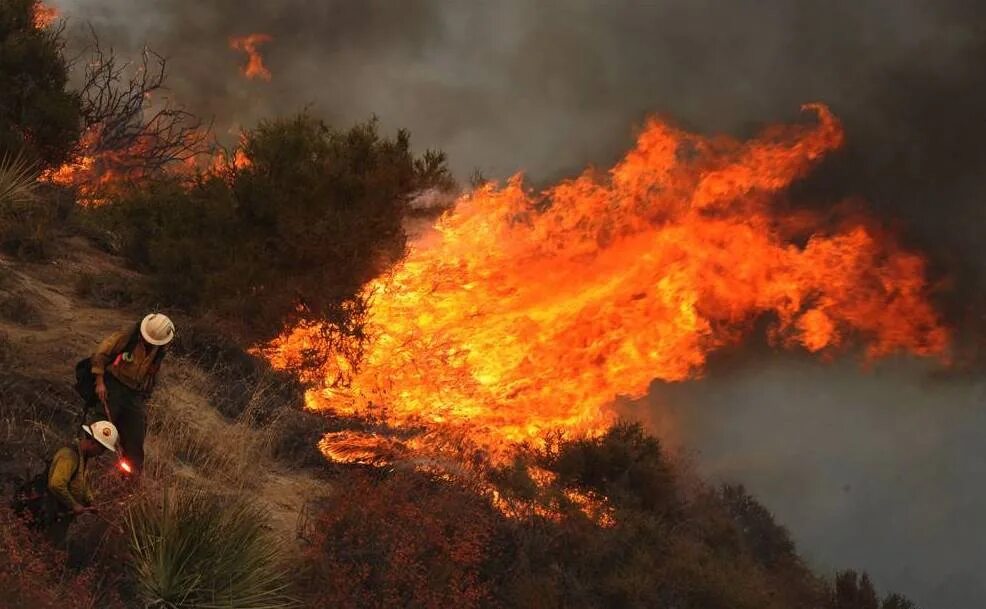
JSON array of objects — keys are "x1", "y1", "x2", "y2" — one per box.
[
  {"x1": 32, "y1": 1, "x2": 58, "y2": 29},
  {"x1": 265, "y1": 104, "x2": 948, "y2": 463},
  {"x1": 491, "y1": 465, "x2": 616, "y2": 527},
  {"x1": 318, "y1": 431, "x2": 409, "y2": 466},
  {"x1": 40, "y1": 129, "x2": 127, "y2": 206},
  {"x1": 42, "y1": 124, "x2": 212, "y2": 206},
  {"x1": 118, "y1": 459, "x2": 133, "y2": 474},
  {"x1": 229, "y1": 34, "x2": 273, "y2": 81}
]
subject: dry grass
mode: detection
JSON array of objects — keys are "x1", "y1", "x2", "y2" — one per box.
[
  {"x1": 0, "y1": 291, "x2": 45, "y2": 328},
  {"x1": 74, "y1": 271, "x2": 150, "y2": 309},
  {"x1": 146, "y1": 363, "x2": 272, "y2": 491}
]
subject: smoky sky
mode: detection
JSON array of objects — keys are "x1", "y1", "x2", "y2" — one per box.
[
  {"x1": 53, "y1": 0, "x2": 986, "y2": 606},
  {"x1": 634, "y1": 353, "x2": 986, "y2": 609},
  {"x1": 59, "y1": 0, "x2": 986, "y2": 297}
]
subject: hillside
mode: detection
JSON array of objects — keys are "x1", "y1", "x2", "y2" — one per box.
[
  {"x1": 0, "y1": 5, "x2": 935, "y2": 602},
  {"x1": 0, "y1": 235, "x2": 326, "y2": 547},
  {"x1": 0, "y1": 231, "x2": 919, "y2": 608}
]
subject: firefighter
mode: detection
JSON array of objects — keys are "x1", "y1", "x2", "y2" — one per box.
[
  {"x1": 43, "y1": 421, "x2": 119, "y2": 548},
  {"x1": 77, "y1": 313, "x2": 175, "y2": 476}
]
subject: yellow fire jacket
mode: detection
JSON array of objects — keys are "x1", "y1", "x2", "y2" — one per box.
[
  {"x1": 91, "y1": 324, "x2": 162, "y2": 392},
  {"x1": 47, "y1": 446, "x2": 93, "y2": 512}
]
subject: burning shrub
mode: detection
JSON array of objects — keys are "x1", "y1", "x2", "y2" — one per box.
[
  {"x1": 0, "y1": 0, "x2": 82, "y2": 168},
  {"x1": 125, "y1": 486, "x2": 296, "y2": 608},
  {"x1": 301, "y1": 471, "x2": 499, "y2": 609}
]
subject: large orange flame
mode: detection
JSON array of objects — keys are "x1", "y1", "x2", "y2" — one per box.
[
  {"x1": 265, "y1": 104, "x2": 948, "y2": 462},
  {"x1": 229, "y1": 34, "x2": 273, "y2": 81}
]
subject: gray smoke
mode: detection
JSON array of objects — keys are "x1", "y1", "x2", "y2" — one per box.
[
  {"x1": 633, "y1": 353, "x2": 986, "y2": 609},
  {"x1": 52, "y1": 1, "x2": 986, "y2": 606}
]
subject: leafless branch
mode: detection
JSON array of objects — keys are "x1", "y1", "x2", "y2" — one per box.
[{"x1": 75, "y1": 27, "x2": 215, "y2": 177}]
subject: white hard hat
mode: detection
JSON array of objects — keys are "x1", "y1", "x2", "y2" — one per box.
[
  {"x1": 82, "y1": 420, "x2": 119, "y2": 452},
  {"x1": 140, "y1": 313, "x2": 175, "y2": 346}
]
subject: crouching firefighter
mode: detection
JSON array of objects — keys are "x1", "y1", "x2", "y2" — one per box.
[
  {"x1": 11, "y1": 421, "x2": 119, "y2": 548},
  {"x1": 75, "y1": 313, "x2": 175, "y2": 476}
]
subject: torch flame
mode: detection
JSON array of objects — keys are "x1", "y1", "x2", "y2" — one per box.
[
  {"x1": 265, "y1": 104, "x2": 949, "y2": 463},
  {"x1": 118, "y1": 459, "x2": 133, "y2": 474},
  {"x1": 229, "y1": 34, "x2": 273, "y2": 81}
]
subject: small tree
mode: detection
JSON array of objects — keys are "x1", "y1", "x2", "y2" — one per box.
[
  {"x1": 833, "y1": 570, "x2": 880, "y2": 609},
  {"x1": 543, "y1": 421, "x2": 677, "y2": 513},
  {"x1": 0, "y1": 0, "x2": 81, "y2": 167},
  {"x1": 720, "y1": 484, "x2": 797, "y2": 567},
  {"x1": 92, "y1": 112, "x2": 452, "y2": 374}
]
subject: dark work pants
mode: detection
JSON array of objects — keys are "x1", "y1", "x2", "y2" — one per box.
[{"x1": 86, "y1": 373, "x2": 146, "y2": 474}]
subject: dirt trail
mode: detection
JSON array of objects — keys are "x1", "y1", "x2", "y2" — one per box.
[{"x1": 0, "y1": 237, "x2": 326, "y2": 545}]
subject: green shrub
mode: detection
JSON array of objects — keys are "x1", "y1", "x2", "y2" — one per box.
[
  {"x1": 86, "y1": 114, "x2": 453, "y2": 374},
  {"x1": 126, "y1": 487, "x2": 296, "y2": 608},
  {"x1": 0, "y1": 0, "x2": 82, "y2": 168},
  {"x1": 542, "y1": 421, "x2": 678, "y2": 513},
  {"x1": 268, "y1": 407, "x2": 333, "y2": 468},
  {"x1": 720, "y1": 484, "x2": 797, "y2": 568}
]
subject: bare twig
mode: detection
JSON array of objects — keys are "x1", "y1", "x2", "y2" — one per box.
[{"x1": 74, "y1": 28, "x2": 214, "y2": 179}]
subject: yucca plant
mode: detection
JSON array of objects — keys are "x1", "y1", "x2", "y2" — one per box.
[
  {"x1": 125, "y1": 486, "x2": 297, "y2": 608},
  {"x1": 0, "y1": 150, "x2": 38, "y2": 206},
  {"x1": 0, "y1": 150, "x2": 54, "y2": 259}
]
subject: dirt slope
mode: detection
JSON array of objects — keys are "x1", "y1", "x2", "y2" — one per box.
[{"x1": 0, "y1": 236, "x2": 326, "y2": 545}]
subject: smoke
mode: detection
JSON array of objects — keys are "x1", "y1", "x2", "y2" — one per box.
[
  {"x1": 636, "y1": 353, "x2": 986, "y2": 609},
  {"x1": 52, "y1": 0, "x2": 986, "y2": 605},
  {"x1": 55, "y1": 0, "x2": 986, "y2": 288}
]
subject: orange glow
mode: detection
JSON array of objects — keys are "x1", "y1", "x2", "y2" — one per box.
[
  {"x1": 209, "y1": 141, "x2": 252, "y2": 175},
  {"x1": 118, "y1": 459, "x2": 133, "y2": 474},
  {"x1": 229, "y1": 34, "x2": 273, "y2": 81},
  {"x1": 41, "y1": 125, "x2": 211, "y2": 205},
  {"x1": 264, "y1": 104, "x2": 949, "y2": 465},
  {"x1": 32, "y1": 1, "x2": 58, "y2": 29},
  {"x1": 41, "y1": 129, "x2": 112, "y2": 205}
]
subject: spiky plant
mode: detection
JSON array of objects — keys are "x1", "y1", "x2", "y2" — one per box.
[
  {"x1": 0, "y1": 151, "x2": 38, "y2": 206},
  {"x1": 125, "y1": 486, "x2": 296, "y2": 609}
]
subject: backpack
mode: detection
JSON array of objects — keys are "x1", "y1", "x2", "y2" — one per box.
[{"x1": 75, "y1": 322, "x2": 167, "y2": 403}]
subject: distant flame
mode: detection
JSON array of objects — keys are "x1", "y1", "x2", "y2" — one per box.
[
  {"x1": 229, "y1": 34, "x2": 273, "y2": 81},
  {"x1": 32, "y1": 1, "x2": 58, "y2": 29},
  {"x1": 41, "y1": 124, "x2": 212, "y2": 206},
  {"x1": 118, "y1": 459, "x2": 133, "y2": 474},
  {"x1": 265, "y1": 104, "x2": 949, "y2": 464}
]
